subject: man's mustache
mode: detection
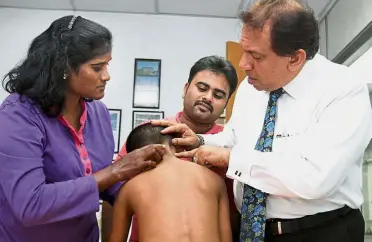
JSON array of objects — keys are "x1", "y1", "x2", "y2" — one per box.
[{"x1": 194, "y1": 100, "x2": 213, "y2": 112}]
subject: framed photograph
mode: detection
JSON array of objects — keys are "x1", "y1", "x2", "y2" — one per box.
[
  {"x1": 132, "y1": 110, "x2": 164, "y2": 129},
  {"x1": 132, "y1": 58, "x2": 161, "y2": 109},
  {"x1": 108, "y1": 109, "x2": 122, "y2": 153}
]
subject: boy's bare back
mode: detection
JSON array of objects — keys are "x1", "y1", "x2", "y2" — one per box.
[{"x1": 110, "y1": 156, "x2": 232, "y2": 242}]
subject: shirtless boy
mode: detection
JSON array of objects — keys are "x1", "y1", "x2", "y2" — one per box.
[{"x1": 109, "y1": 123, "x2": 232, "y2": 242}]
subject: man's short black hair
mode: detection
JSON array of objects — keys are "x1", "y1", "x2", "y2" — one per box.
[
  {"x1": 187, "y1": 55, "x2": 238, "y2": 98},
  {"x1": 126, "y1": 123, "x2": 174, "y2": 153}
]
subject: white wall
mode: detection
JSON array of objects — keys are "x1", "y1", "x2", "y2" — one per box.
[
  {"x1": 349, "y1": 46, "x2": 372, "y2": 80},
  {"x1": 325, "y1": 0, "x2": 372, "y2": 59},
  {"x1": 0, "y1": 8, "x2": 240, "y2": 150},
  {"x1": 318, "y1": 19, "x2": 327, "y2": 56}
]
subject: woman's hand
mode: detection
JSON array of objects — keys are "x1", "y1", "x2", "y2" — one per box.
[
  {"x1": 94, "y1": 144, "x2": 166, "y2": 191},
  {"x1": 112, "y1": 144, "x2": 165, "y2": 179},
  {"x1": 151, "y1": 120, "x2": 200, "y2": 150}
]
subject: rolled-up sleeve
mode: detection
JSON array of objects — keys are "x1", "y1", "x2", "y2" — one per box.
[{"x1": 0, "y1": 103, "x2": 100, "y2": 227}]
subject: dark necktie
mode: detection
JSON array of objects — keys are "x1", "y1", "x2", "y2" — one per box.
[{"x1": 239, "y1": 88, "x2": 285, "y2": 242}]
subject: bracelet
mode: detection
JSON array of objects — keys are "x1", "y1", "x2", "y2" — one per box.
[{"x1": 196, "y1": 134, "x2": 205, "y2": 147}]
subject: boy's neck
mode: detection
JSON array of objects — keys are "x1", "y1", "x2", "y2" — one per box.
[
  {"x1": 159, "y1": 147, "x2": 176, "y2": 164},
  {"x1": 163, "y1": 149, "x2": 174, "y2": 159}
]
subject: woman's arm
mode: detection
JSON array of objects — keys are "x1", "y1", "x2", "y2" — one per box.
[
  {"x1": 0, "y1": 105, "x2": 100, "y2": 227},
  {"x1": 0, "y1": 103, "x2": 164, "y2": 226},
  {"x1": 100, "y1": 139, "x2": 128, "y2": 205}
]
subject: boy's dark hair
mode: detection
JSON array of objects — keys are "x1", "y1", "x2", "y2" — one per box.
[
  {"x1": 126, "y1": 123, "x2": 174, "y2": 153},
  {"x1": 239, "y1": 0, "x2": 319, "y2": 60},
  {"x1": 188, "y1": 55, "x2": 238, "y2": 98},
  {"x1": 2, "y1": 15, "x2": 112, "y2": 117}
]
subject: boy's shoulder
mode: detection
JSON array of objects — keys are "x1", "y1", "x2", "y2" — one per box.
[
  {"x1": 120, "y1": 170, "x2": 152, "y2": 193},
  {"x1": 177, "y1": 159, "x2": 225, "y2": 191},
  {"x1": 121, "y1": 158, "x2": 225, "y2": 196}
]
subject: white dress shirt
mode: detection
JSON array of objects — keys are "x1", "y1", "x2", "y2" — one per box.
[{"x1": 202, "y1": 54, "x2": 372, "y2": 219}]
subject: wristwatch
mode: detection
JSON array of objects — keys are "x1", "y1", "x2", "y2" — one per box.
[{"x1": 196, "y1": 134, "x2": 205, "y2": 147}]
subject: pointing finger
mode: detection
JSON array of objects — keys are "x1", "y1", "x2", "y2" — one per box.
[
  {"x1": 172, "y1": 137, "x2": 197, "y2": 147},
  {"x1": 175, "y1": 149, "x2": 197, "y2": 158},
  {"x1": 160, "y1": 124, "x2": 189, "y2": 135}
]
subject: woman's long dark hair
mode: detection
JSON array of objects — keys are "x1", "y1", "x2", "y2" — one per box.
[{"x1": 2, "y1": 15, "x2": 112, "y2": 117}]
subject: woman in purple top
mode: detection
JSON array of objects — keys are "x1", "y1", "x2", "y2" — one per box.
[{"x1": 0, "y1": 15, "x2": 165, "y2": 242}]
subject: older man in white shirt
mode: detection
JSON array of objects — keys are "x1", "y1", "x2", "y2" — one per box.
[{"x1": 153, "y1": 0, "x2": 372, "y2": 242}]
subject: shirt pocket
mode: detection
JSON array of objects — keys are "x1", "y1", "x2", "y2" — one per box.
[
  {"x1": 273, "y1": 119, "x2": 308, "y2": 154},
  {"x1": 273, "y1": 102, "x2": 316, "y2": 153},
  {"x1": 273, "y1": 133, "x2": 303, "y2": 155}
]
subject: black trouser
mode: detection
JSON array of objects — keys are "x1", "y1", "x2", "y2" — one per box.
[{"x1": 265, "y1": 207, "x2": 365, "y2": 242}]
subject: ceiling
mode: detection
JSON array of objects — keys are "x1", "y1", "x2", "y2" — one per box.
[{"x1": 0, "y1": 0, "x2": 333, "y2": 19}]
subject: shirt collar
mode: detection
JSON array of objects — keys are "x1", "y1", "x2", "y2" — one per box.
[{"x1": 282, "y1": 54, "x2": 323, "y2": 100}]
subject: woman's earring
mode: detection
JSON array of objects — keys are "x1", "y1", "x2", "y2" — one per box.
[{"x1": 63, "y1": 73, "x2": 67, "y2": 80}]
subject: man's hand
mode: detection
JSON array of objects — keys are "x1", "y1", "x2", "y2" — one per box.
[
  {"x1": 176, "y1": 145, "x2": 231, "y2": 168},
  {"x1": 151, "y1": 120, "x2": 200, "y2": 150}
]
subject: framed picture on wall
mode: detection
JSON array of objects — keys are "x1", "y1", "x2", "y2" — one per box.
[
  {"x1": 132, "y1": 110, "x2": 164, "y2": 129},
  {"x1": 108, "y1": 109, "x2": 122, "y2": 153},
  {"x1": 132, "y1": 58, "x2": 161, "y2": 109}
]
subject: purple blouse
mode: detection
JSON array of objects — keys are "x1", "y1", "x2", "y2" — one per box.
[{"x1": 0, "y1": 93, "x2": 122, "y2": 242}]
